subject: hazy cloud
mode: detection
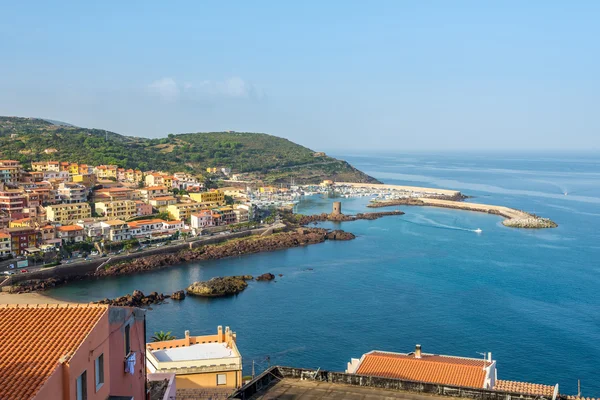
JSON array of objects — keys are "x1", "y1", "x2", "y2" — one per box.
[
  {"x1": 147, "y1": 77, "x2": 180, "y2": 102},
  {"x1": 147, "y1": 76, "x2": 264, "y2": 102}
]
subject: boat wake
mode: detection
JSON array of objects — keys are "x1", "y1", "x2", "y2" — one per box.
[{"x1": 399, "y1": 216, "x2": 482, "y2": 233}]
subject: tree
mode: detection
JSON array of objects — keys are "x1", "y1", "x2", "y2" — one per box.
[
  {"x1": 181, "y1": 232, "x2": 190, "y2": 242},
  {"x1": 151, "y1": 331, "x2": 176, "y2": 342},
  {"x1": 124, "y1": 243, "x2": 133, "y2": 254}
]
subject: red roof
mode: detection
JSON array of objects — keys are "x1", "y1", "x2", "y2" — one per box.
[
  {"x1": 0, "y1": 304, "x2": 109, "y2": 400},
  {"x1": 495, "y1": 380, "x2": 555, "y2": 396},
  {"x1": 56, "y1": 225, "x2": 84, "y2": 232},
  {"x1": 355, "y1": 351, "x2": 489, "y2": 388}
]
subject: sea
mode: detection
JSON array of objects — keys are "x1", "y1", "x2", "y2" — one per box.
[{"x1": 48, "y1": 152, "x2": 600, "y2": 396}]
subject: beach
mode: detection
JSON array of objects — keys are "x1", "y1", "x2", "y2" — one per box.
[{"x1": 0, "y1": 290, "x2": 73, "y2": 305}]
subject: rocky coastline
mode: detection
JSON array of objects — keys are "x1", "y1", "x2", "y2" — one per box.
[
  {"x1": 10, "y1": 227, "x2": 353, "y2": 293},
  {"x1": 10, "y1": 209, "x2": 405, "y2": 295}
]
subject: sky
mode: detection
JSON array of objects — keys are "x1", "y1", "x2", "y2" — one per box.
[{"x1": 0, "y1": 1, "x2": 599, "y2": 152}]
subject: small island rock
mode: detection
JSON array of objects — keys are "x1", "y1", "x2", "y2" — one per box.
[
  {"x1": 186, "y1": 276, "x2": 250, "y2": 297},
  {"x1": 256, "y1": 273, "x2": 275, "y2": 281}
]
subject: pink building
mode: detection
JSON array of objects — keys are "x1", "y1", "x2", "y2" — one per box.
[
  {"x1": 135, "y1": 200, "x2": 154, "y2": 216},
  {"x1": 0, "y1": 304, "x2": 146, "y2": 400}
]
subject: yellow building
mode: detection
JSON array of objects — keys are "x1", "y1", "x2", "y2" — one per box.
[
  {"x1": 146, "y1": 326, "x2": 242, "y2": 390},
  {"x1": 94, "y1": 165, "x2": 118, "y2": 179},
  {"x1": 0, "y1": 232, "x2": 11, "y2": 257},
  {"x1": 9, "y1": 218, "x2": 35, "y2": 228},
  {"x1": 206, "y1": 167, "x2": 218, "y2": 174},
  {"x1": 94, "y1": 200, "x2": 138, "y2": 220},
  {"x1": 189, "y1": 190, "x2": 225, "y2": 206},
  {"x1": 68, "y1": 163, "x2": 79, "y2": 174},
  {"x1": 72, "y1": 173, "x2": 97, "y2": 187},
  {"x1": 45, "y1": 203, "x2": 92, "y2": 224},
  {"x1": 125, "y1": 169, "x2": 143, "y2": 183},
  {"x1": 166, "y1": 202, "x2": 204, "y2": 221}
]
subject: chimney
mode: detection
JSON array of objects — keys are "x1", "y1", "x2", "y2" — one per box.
[
  {"x1": 415, "y1": 344, "x2": 422, "y2": 359},
  {"x1": 487, "y1": 352, "x2": 492, "y2": 363},
  {"x1": 184, "y1": 330, "x2": 190, "y2": 346},
  {"x1": 217, "y1": 325, "x2": 223, "y2": 343}
]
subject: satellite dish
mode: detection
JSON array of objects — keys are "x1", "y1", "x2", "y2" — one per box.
[{"x1": 552, "y1": 384, "x2": 559, "y2": 400}]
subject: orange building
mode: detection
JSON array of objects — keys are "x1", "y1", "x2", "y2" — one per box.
[{"x1": 0, "y1": 304, "x2": 147, "y2": 400}]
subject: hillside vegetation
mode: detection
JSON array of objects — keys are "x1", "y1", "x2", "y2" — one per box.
[{"x1": 0, "y1": 116, "x2": 379, "y2": 184}]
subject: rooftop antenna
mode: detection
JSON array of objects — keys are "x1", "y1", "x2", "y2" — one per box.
[{"x1": 476, "y1": 352, "x2": 487, "y2": 370}]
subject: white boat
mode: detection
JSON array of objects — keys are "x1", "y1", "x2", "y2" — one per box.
[{"x1": 474, "y1": 228, "x2": 482, "y2": 234}]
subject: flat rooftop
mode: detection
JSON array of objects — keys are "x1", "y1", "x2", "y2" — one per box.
[
  {"x1": 247, "y1": 379, "x2": 458, "y2": 400},
  {"x1": 152, "y1": 342, "x2": 237, "y2": 362}
]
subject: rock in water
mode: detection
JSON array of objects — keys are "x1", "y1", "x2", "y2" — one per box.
[
  {"x1": 171, "y1": 290, "x2": 186, "y2": 300},
  {"x1": 326, "y1": 230, "x2": 356, "y2": 240},
  {"x1": 256, "y1": 273, "x2": 275, "y2": 281},
  {"x1": 186, "y1": 276, "x2": 249, "y2": 297}
]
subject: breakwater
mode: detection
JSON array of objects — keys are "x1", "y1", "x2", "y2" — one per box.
[{"x1": 368, "y1": 198, "x2": 557, "y2": 228}]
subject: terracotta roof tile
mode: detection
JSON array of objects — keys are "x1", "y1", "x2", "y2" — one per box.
[
  {"x1": 355, "y1": 351, "x2": 488, "y2": 388},
  {"x1": 0, "y1": 304, "x2": 108, "y2": 400},
  {"x1": 56, "y1": 225, "x2": 84, "y2": 232},
  {"x1": 495, "y1": 380, "x2": 555, "y2": 396}
]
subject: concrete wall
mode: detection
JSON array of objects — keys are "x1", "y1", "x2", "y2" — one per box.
[{"x1": 232, "y1": 366, "x2": 565, "y2": 400}]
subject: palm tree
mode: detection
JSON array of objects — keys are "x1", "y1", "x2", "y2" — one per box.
[{"x1": 151, "y1": 331, "x2": 176, "y2": 342}]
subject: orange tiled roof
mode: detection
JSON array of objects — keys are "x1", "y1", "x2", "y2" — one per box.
[
  {"x1": 355, "y1": 351, "x2": 488, "y2": 388},
  {"x1": 495, "y1": 380, "x2": 555, "y2": 396},
  {"x1": 128, "y1": 219, "x2": 166, "y2": 227},
  {"x1": 144, "y1": 186, "x2": 167, "y2": 191},
  {"x1": 0, "y1": 232, "x2": 10, "y2": 239},
  {"x1": 0, "y1": 304, "x2": 108, "y2": 400},
  {"x1": 152, "y1": 196, "x2": 176, "y2": 201},
  {"x1": 56, "y1": 225, "x2": 84, "y2": 232}
]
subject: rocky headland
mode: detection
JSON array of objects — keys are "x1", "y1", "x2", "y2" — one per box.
[
  {"x1": 296, "y1": 210, "x2": 404, "y2": 225},
  {"x1": 97, "y1": 227, "x2": 350, "y2": 278}
]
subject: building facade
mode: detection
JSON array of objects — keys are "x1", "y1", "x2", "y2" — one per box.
[
  {"x1": 146, "y1": 326, "x2": 243, "y2": 390},
  {"x1": 45, "y1": 203, "x2": 92, "y2": 224},
  {"x1": 0, "y1": 304, "x2": 146, "y2": 400},
  {"x1": 94, "y1": 200, "x2": 138, "y2": 220}
]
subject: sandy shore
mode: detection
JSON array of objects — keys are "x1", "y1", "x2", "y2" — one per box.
[{"x1": 0, "y1": 291, "x2": 76, "y2": 305}]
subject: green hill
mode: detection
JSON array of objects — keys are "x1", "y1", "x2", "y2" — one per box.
[{"x1": 0, "y1": 116, "x2": 379, "y2": 184}]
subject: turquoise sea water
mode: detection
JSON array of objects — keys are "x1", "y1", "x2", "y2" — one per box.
[{"x1": 48, "y1": 153, "x2": 600, "y2": 396}]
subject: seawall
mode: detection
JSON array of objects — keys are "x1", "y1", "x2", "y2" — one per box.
[{"x1": 369, "y1": 198, "x2": 557, "y2": 229}]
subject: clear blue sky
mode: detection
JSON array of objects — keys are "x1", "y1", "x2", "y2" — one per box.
[{"x1": 1, "y1": 1, "x2": 598, "y2": 151}]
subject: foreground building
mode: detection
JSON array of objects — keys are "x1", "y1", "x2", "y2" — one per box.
[
  {"x1": 347, "y1": 345, "x2": 497, "y2": 389},
  {"x1": 146, "y1": 326, "x2": 243, "y2": 390},
  {"x1": 0, "y1": 304, "x2": 146, "y2": 400}
]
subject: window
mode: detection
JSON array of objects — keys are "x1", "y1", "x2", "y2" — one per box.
[
  {"x1": 95, "y1": 354, "x2": 104, "y2": 391},
  {"x1": 76, "y1": 371, "x2": 87, "y2": 400},
  {"x1": 124, "y1": 324, "x2": 131, "y2": 356},
  {"x1": 217, "y1": 374, "x2": 227, "y2": 386}
]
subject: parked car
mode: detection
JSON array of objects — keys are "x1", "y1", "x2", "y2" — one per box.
[
  {"x1": 20, "y1": 269, "x2": 28, "y2": 273},
  {"x1": 2, "y1": 271, "x2": 15, "y2": 275}
]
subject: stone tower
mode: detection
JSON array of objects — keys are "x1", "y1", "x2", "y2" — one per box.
[{"x1": 332, "y1": 201, "x2": 342, "y2": 215}]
